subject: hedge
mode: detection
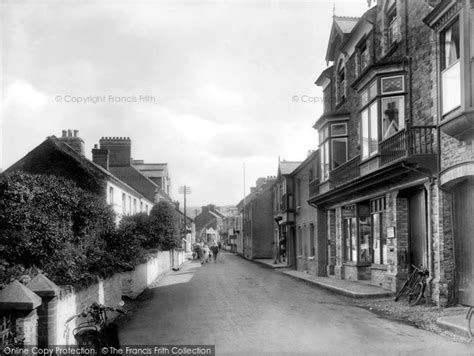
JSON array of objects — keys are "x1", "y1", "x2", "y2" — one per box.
[{"x1": 0, "y1": 172, "x2": 181, "y2": 288}]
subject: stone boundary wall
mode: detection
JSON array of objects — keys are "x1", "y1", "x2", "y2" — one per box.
[{"x1": 0, "y1": 249, "x2": 185, "y2": 346}]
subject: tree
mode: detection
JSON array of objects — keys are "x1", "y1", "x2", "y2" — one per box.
[{"x1": 148, "y1": 201, "x2": 181, "y2": 250}]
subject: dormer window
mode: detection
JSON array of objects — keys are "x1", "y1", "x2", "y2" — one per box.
[
  {"x1": 336, "y1": 59, "x2": 346, "y2": 104},
  {"x1": 387, "y1": 5, "x2": 400, "y2": 46}
]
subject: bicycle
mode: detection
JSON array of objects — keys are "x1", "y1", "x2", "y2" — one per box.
[
  {"x1": 394, "y1": 265, "x2": 429, "y2": 306},
  {"x1": 64, "y1": 301, "x2": 127, "y2": 353},
  {"x1": 466, "y1": 306, "x2": 473, "y2": 339}
]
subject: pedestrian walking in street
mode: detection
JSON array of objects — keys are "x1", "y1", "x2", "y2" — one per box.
[
  {"x1": 210, "y1": 242, "x2": 219, "y2": 262},
  {"x1": 217, "y1": 241, "x2": 222, "y2": 251},
  {"x1": 202, "y1": 244, "x2": 210, "y2": 264},
  {"x1": 272, "y1": 242, "x2": 279, "y2": 264}
]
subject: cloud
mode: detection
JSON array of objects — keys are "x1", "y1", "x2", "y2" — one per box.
[{"x1": 4, "y1": 79, "x2": 47, "y2": 111}]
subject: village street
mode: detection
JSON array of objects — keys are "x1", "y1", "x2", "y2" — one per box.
[{"x1": 118, "y1": 253, "x2": 472, "y2": 356}]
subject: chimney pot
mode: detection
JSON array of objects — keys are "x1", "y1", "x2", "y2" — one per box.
[
  {"x1": 94, "y1": 144, "x2": 98, "y2": 149},
  {"x1": 74, "y1": 130, "x2": 78, "y2": 137},
  {"x1": 62, "y1": 130, "x2": 67, "y2": 138},
  {"x1": 67, "y1": 129, "x2": 72, "y2": 137}
]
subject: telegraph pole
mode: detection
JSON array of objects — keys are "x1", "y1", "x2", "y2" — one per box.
[{"x1": 178, "y1": 185, "x2": 192, "y2": 234}]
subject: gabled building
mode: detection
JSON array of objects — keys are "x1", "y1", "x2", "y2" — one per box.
[
  {"x1": 309, "y1": 1, "x2": 443, "y2": 302},
  {"x1": 194, "y1": 204, "x2": 225, "y2": 242},
  {"x1": 273, "y1": 160, "x2": 302, "y2": 267},
  {"x1": 423, "y1": 0, "x2": 474, "y2": 306},
  {"x1": 5, "y1": 130, "x2": 154, "y2": 222},
  {"x1": 92, "y1": 137, "x2": 172, "y2": 205}
]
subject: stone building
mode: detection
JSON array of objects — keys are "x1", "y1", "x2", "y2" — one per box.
[
  {"x1": 291, "y1": 150, "x2": 327, "y2": 275},
  {"x1": 241, "y1": 176, "x2": 276, "y2": 260},
  {"x1": 273, "y1": 160, "x2": 302, "y2": 267},
  {"x1": 194, "y1": 204, "x2": 225, "y2": 243},
  {"x1": 309, "y1": 1, "x2": 445, "y2": 303},
  {"x1": 423, "y1": 0, "x2": 474, "y2": 306}
]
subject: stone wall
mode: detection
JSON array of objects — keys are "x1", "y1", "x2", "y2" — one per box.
[{"x1": 0, "y1": 249, "x2": 184, "y2": 346}]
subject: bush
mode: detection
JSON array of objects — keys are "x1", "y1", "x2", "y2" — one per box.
[
  {"x1": 148, "y1": 201, "x2": 181, "y2": 250},
  {"x1": 0, "y1": 172, "x2": 116, "y2": 285},
  {"x1": 0, "y1": 172, "x2": 182, "y2": 288}
]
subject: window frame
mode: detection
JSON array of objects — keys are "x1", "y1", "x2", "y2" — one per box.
[
  {"x1": 360, "y1": 75, "x2": 407, "y2": 161},
  {"x1": 319, "y1": 122, "x2": 349, "y2": 181}
]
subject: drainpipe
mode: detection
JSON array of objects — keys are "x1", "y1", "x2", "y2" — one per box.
[{"x1": 424, "y1": 181, "x2": 434, "y2": 301}]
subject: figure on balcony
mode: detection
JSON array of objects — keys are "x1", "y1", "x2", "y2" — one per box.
[{"x1": 383, "y1": 101, "x2": 400, "y2": 140}]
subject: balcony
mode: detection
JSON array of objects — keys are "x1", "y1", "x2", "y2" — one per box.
[
  {"x1": 380, "y1": 126, "x2": 436, "y2": 167},
  {"x1": 329, "y1": 156, "x2": 361, "y2": 187},
  {"x1": 309, "y1": 126, "x2": 437, "y2": 202}
]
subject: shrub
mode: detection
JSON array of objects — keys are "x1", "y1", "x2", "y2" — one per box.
[{"x1": 148, "y1": 201, "x2": 181, "y2": 250}]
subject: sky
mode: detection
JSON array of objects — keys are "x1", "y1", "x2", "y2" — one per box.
[{"x1": 1, "y1": 0, "x2": 368, "y2": 207}]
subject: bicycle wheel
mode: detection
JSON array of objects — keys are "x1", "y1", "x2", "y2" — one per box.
[
  {"x1": 467, "y1": 307, "x2": 474, "y2": 339},
  {"x1": 75, "y1": 330, "x2": 102, "y2": 355},
  {"x1": 394, "y1": 278, "x2": 410, "y2": 301},
  {"x1": 408, "y1": 282, "x2": 425, "y2": 306}
]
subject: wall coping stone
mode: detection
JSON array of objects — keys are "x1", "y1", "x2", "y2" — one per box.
[
  {"x1": 27, "y1": 274, "x2": 60, "y2": 297},
  {"x1": 0, "y1": 280, "x2": 42, "y2": 310}
]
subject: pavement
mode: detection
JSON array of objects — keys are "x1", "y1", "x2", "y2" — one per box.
[
  {"x1": 119, "y1": 252, "x2": 472, "y2": 355},
  {"x1": 252, "y1": 257, "x2": 472, "y2": 340},
  {"x1": 252, "y1": 258, "x2": 393, "y2": 299}
]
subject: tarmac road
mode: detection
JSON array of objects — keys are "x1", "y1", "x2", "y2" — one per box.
[{"x1": 119, "y1": 252, "x2": 473, "y2": 356}]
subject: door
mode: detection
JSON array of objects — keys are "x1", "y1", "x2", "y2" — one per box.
[
  {"x1": 408, "y1": 189, "x2": 427, "y2": 268},
  {"x1": 453, "y1": 181, "x2": 474, "y2": 305}
]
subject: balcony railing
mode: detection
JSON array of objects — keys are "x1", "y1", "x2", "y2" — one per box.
[
  {"x1": 329, "y1": 155, "x2": 361, "y2": 187},
  {"x1": 380, "y1": 126, "x2": 436, "y2": 165}
]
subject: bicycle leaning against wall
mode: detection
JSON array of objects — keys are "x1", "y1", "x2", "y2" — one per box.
[
  {"x1": 394, "y1": 265, "x2": 429, "y2": 306},
  {"x1": 64, "y1": 301, "x2": 127, "y2": 354}
]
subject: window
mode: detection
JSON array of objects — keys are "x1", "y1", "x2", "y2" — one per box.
[
  {"x1": 319, "y1": 122, "x2": 348, "y2": 181},
  {"x1": 387, "y1": 5, "x2": 400, "y2": 46},
  {"x1": 108, "y1": 186, "x2": 114, "y2": 205},
  {"x1": 309, "y1": 169, "x2": 314, "y2": 182},
  {"x1": 382, "y1": 96, "x2": 405, "y2": 139},
  {"x1": 128, "y1": 196, "x2": 132, "y2": 216},
  {"x1": 344, "y1": 217, "x2": 358, "y2": 262},
  {"x1": 371, "y1": 197, "x2": 387, "y2": 265},
  {"x1": 440, "y1": 18, "x2": 461, "y2": 115},
  {"x1": 133, "y1": 199, "x2": 137, "y2": 214},
  {"x1": 361, "y1": 101, "x2": 378, "y2": 159},
  {"x1": 140, "y1": 201, "x2": 143, "y2": 213},
  {"x1": 360, "y1": 44, "x2": 369, "y2": 72},
  {"x1": 296, "y1": 179, "x2": 301, "y2": 207},
  {"x1": 336, "y1": 58, "x2": 346, "y2": 103},
  {"x1": 360, "y1": 76, "x2": 406, "y2": 159},
  {"x1": 122, "y1": 193, "x2": 126, "y2": 215}
]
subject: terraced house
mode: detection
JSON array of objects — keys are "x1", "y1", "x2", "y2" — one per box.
[
  {"x1": 309, "y1": 0, "x2": 454, "y2": 305},
  {"x1": 423, "y1": 0, "x2": 474, "y2": 306}
]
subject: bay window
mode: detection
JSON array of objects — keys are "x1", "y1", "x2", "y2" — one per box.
[
  {"x1": 440, "y1": 18, "x2": 461, "y2": 115},
  {"x1": 360, "y1": 75, "x2": 406, "y2": 160},
  {"x1": 319, "y1": 122, "x2": 348, "y2": 181}
]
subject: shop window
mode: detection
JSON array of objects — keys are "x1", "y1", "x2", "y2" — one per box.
[
  {"x1": 371, "y1": 197, "x2": 387, "y2": 265},
  {"x1": 344, "y1": 217, "x2": 358, "y2": 262},
  {"x1": 440, "y1": 18, "x2": 461, "y2": 115}
]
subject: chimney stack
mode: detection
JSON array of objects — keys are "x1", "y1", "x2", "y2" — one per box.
[
  {"x1": 92, "y1": 146, "x2": 109, "y2": 171},
  {"x1": 99, "y1": 137, "x2": 132, "y2": 167},
  {"x1": 59, "y1": 129, "x2": 85, "y2": 155}
]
